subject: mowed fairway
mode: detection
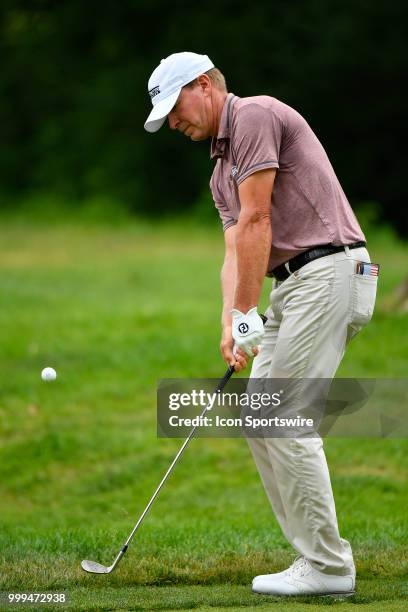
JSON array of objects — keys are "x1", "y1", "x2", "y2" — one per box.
[{"x1": 0, "y1": 219, "x2": 407, "y2": 611}]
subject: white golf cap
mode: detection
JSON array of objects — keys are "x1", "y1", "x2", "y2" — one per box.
[{"x1": 144, "y1": 52, "x2": 214, "y2": 133}]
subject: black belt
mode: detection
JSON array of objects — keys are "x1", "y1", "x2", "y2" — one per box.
[{"x1": 271, "y1": 241, "x2": 367, "y2": 281}]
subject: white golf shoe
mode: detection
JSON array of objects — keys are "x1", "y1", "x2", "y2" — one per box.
[{"x1": 252, "y1": 557, "x2": 355, "y2": 597}]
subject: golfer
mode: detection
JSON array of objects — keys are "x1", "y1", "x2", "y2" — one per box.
[{"x1": 144, "y1": 52, "x2": 378, "y2": 597}]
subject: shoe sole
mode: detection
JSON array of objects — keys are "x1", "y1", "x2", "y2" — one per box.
[{"x1": 252, "y1": 589, "x2": 355, "y2": 599}]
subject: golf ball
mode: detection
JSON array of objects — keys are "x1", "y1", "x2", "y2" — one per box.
[{"x1": 41, "y1": 367, "x2": 57, "y2": 382}]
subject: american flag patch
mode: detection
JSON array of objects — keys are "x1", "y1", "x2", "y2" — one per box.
[{"x1": 356, "y1": 262, "x2": 380, "y2": 276}]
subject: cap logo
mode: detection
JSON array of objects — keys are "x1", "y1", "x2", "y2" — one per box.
[{"x1": 149, "y1": 86, "x2": 160, "y2": 99}]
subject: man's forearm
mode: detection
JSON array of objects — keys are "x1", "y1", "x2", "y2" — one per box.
[
  {"x1": 221, "y1": 252, "x2": 237, "y2": 328},
  {"x1": 234, "y1": 212, "x2": 271, "y2": 312}
]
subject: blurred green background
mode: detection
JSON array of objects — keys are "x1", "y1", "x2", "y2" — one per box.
[
  {"x1": 0, "y1": 2, "x2": 407, "y2": 611},
  {"x1": 0, "y1": 0, "x2": 407, "y2": 234}
]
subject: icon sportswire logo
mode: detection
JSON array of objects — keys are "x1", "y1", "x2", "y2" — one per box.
[{"x1": 149, "y1": 86, "x2": 160, "y2": 99}]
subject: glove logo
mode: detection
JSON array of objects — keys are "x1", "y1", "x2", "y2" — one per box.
[{"x1": 238, "y1": 322, "x2": 249, "y2": 334}]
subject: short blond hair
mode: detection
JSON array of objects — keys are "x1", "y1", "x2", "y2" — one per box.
[{"x1": 185, "y1": 67, "x2": 227, "y2": 92}]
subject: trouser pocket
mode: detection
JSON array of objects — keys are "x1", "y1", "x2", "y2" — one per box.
[{"x1": 349, "y1": 273, "x2": 378, "y2": 328}]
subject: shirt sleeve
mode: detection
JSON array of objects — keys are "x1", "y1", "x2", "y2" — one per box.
[
  {"x1": 209, "y1": 171, "x2": 237, "y2": 232},
  {"x1": 214, "y1": 200, "x2": 237, "y2": 232},
  {"x1": 231, "y1": 104, "x2": 282, "y2": 185}
]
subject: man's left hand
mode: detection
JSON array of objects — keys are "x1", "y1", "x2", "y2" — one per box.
[{"x1": 231, "y1": 307, "x2": 265, "y2": 357}]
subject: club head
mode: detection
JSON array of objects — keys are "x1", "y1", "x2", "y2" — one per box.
[{"x1": 81, "y1": 559, "x2": 113, "y2": 574}]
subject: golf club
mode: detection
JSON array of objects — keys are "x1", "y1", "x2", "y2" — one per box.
[
  {"x1": 81, "y1": 364, "x2": 236, "y2": 574},
  {"x1": 81, "y1": 315, "x2": 266, "y2": 574}
]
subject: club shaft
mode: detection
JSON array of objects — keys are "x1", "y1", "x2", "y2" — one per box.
[{"x1": 122, "y1": 366, "x2": 235, "y2": 550}]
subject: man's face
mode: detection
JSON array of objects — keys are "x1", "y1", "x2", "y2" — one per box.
[{"x1": 167, "y1": 82, "x2": 213, "y2": 141}]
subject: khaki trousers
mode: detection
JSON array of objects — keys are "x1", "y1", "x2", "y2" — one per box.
[{"x1": 248, "y1": 247, "x2": 377, "y2": 576}]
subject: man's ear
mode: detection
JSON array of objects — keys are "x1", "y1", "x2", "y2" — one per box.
[{"x1": 197, "y1": 74, "x2": 211, "y2": 94}]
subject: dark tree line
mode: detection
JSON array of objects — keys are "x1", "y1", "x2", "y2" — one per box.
[{"x1": 0, "y1": 0, "x2": 407, "y2": 235}]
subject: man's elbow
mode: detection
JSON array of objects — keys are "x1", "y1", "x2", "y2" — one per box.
[{"x1": 238, "y1": 207, "x2": 271, "y2": 227}]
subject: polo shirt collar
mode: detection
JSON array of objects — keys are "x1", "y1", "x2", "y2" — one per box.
[{"x1": 210, "y1": 93, "x2": 237, "y2": 159}]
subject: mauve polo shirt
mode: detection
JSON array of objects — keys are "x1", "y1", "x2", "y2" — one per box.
[{"x1": 210, "y1": 93, "x2": 365, "y2": 274}]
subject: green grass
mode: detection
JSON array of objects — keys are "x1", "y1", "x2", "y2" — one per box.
[
  {"x1": 0, "y1": 217, "x2": 407, "y2": 611},
  {"x1": 1, "y1": 584, "x2": 408, "y2": 611}
]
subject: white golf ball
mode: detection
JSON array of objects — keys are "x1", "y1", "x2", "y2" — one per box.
[{"x1": 41, "y1": 367, "x2": 57, "y2": 382}]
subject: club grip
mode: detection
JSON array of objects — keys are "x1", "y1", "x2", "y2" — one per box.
[{"x1": 215, "y1": 365, "x2": 235, "y2": 393}]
